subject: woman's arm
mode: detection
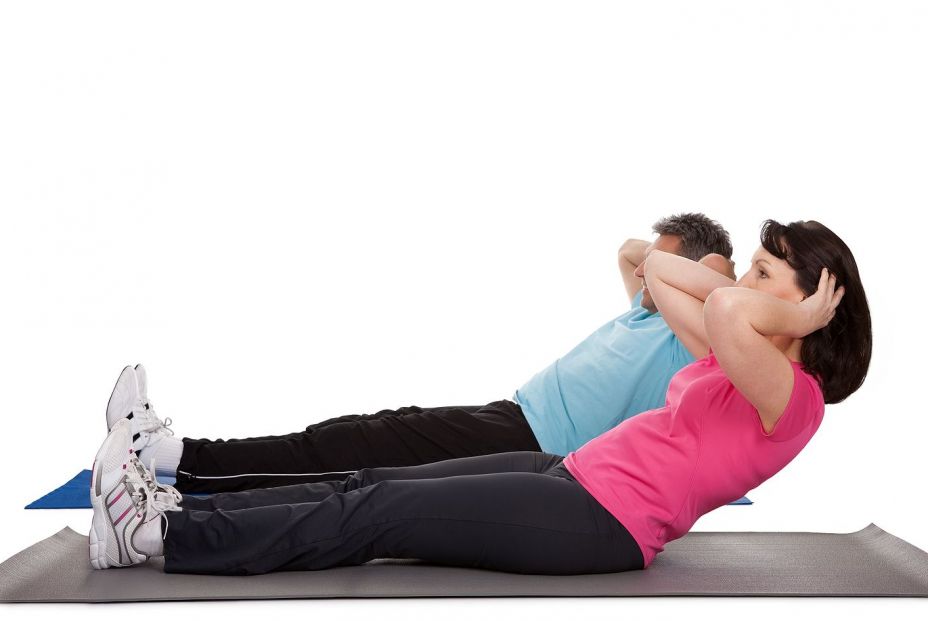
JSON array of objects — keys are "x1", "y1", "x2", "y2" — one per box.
[
  {"x1": 642, "y1": 250, "x2": 737, "y2": 359},
  {"x1": 703, "y1": 270, "x2": 843, "y2": 432}
]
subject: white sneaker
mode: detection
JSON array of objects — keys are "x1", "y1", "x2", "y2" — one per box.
[
  {"x1": 134, "y1": 363, "x2": 151, "y2": 409},
  {"x1": 105, "y1": 366, "x2": 139, "y2": 431},
  {"x1": 105, "y1": 364, "x2": 175, "y2": 455},
  {"x1": 89, "y1": 419, "x2": 181, "y2": 569}
]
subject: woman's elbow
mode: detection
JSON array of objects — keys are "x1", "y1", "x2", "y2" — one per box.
[
  {"x1": 643, "y1": 249, "x2": 671, "y2": 280},
  {"x1": 704, "y1": 287, "x2": 740, "y2": 334}
]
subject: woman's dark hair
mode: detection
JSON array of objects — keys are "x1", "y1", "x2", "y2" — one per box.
[{"x1": 760, "y1": 219, "x2": 871, "y2": 404}]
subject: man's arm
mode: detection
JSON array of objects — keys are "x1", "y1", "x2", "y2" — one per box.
[
  {"x1": 618, "y1": 239, "x2": 649, "y2": 303},
  {"x1": 643, "y1": 250, "x2": 737, "y2": 359}
]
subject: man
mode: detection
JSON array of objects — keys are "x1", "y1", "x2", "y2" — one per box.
[
  {"x1": 107, "y1": 213, "x2": 734, "y2": 493},
  {"x1": 514, "y1": 215, "x2": 734, "y2": 455}
]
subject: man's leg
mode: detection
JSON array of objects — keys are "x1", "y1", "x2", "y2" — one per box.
[
  {"x1": 164, "y1": 465, "x2": 643, "y2": 575},
  {"x1": 175, "y1": 400, "x2": 541, "y2": 493},
  {"x1": 203, "y1": 404, "x2": 486, "y2": 442}
]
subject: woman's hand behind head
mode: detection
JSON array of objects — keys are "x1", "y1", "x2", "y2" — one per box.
[{"x1": 797, "y1": 268, "x2": 846, "y2": 338}]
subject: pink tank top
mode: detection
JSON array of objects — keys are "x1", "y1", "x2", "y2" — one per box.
[{"x1": 563, "y1": 349, "x2": 825, "y2": 568}]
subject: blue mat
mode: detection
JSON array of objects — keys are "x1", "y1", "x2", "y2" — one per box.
[
  {"x1": 26, "y1": 471, "x2": 180, "y2": 509},
  {"x1": 26, "y1": 471, "x2": 753, "y2": 509}
]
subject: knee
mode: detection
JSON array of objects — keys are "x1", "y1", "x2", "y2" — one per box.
[{"x1": 344, "y1": 468, "x2": 376, "y2": 491}]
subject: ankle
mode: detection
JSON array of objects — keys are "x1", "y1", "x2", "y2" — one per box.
[
  {"x1": 133, "y1": 516, "x2": 165, "y2": 558},
  {"x1": 140, "y1": 437, "x2": 184, "y2": 475}
]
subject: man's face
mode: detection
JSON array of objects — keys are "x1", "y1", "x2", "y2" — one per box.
[{"x1": 633, "y1": 234, "x2": 683, "y2": 312}]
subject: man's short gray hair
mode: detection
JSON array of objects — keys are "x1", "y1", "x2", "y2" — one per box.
[{"x1": 652, "y1": 213, "x2": 733, "y2": 262}]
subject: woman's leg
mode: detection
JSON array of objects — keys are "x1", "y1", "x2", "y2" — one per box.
[
  {"x1": 178, "y1": 451, "x2": 564, "y2": 511},
  {"x1": 175, "y1": 400, "x2": 541, "y2": 493},
  {"x1": 164, "y1": 466, "x2": 643, "y2": 575}
]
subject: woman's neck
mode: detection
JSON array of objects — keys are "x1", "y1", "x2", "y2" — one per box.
[{"x1": 770, "y1": 335, "x2": 803, "y2": 363}]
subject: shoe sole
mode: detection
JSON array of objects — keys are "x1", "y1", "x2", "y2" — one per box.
[
  {"x1": 105, "y1": 365, "x2": 136, "y2": 431},
  {"x1": 89, "y1": 421, "x2": 131, "y2": 570},
  {"x1": 89, "y1": 461, "x2": 115, "y2": 569},
  {"x1": 88, "y1": 502, "x2": 110, "y2": 569}
]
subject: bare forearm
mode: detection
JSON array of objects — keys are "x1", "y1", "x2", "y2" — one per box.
[
  {"x1": 704, "y1": 287, "x2": 807, "y2": 339},
  {"x1": 618, "y1": 239, "x2": 648, "y2": 268},
  {"x1": 644, "y1": 250, "x2": 736, "y2": 303}
]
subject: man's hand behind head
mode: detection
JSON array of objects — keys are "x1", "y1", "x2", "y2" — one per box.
[{"x1": 698, "y1": 253, "x2": 736, "y2": 280}]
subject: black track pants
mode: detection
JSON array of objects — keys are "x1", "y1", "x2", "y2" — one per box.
[
  {"x1": 165, "y1": 451, "x2": 644, "y2": 576},
  {"x1": 175, "y1": 400, "x2": 542, "y2": 493}
]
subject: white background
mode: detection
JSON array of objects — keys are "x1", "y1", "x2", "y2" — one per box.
[{"x1": 1, "y1": 1, "x2": 926, "y2": 619}]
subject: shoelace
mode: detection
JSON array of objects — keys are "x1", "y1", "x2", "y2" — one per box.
[
  {"x1": 149, "y1": 459, "x2": 182, "y2": 511},
  {"x1": 130, "y1": 457, "x2": 181, "y2": 507},
  {"x1": 128, "y1": 456, "x2": 182, "y2": 542},
  {"x1": 136, "y1": 401, "x2": 174, "y2": 440}
]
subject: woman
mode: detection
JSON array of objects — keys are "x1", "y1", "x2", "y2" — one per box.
[{"x1": 89, "y1": 219, "x2": 870, "y2": 575}]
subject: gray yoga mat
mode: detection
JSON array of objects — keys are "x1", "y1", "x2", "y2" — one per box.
[{"x1": 1, "y1": 523, "x2": 926, "y2": 601}]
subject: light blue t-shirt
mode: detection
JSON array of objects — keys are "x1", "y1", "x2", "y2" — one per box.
[{"x1": 512, "y1": 290, "x2": 696, "y2": 456}]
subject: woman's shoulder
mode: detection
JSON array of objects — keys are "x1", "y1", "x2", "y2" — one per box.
[{"x1": 759, "y1": 361, "x2": 826, "y2": 442}]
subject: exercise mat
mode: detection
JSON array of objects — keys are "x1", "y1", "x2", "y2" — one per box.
[{"x1": 1, "y1": 524, "x2": 925, "y2": 601}]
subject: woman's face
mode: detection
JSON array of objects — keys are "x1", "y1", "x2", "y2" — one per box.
[{"x1": 735, "y1": 245, "x2": 806, "y2": 304}]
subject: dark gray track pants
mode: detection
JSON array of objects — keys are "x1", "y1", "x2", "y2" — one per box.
[{"x1": 164, "y1": 451, "x2": 644, "y2": 575}]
